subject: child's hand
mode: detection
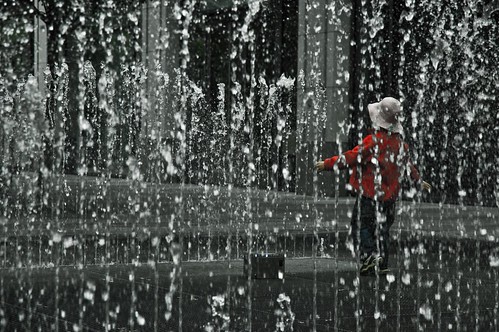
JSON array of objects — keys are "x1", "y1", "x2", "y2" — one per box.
[
  {"x1": 421, "y1": 181, "x2": 432, "y2": 192},
  {"x1": 315, "y1": 161, "x2": 325, "y2": 172}
]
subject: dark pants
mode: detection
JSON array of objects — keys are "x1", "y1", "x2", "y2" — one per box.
[{"x1": 350, "y1": 196, "x2": 395, "y2": 268}]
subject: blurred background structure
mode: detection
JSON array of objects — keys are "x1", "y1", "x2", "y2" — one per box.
[
  {"x1": 1, "y1": 0, "x2": 498, "y2": 204},
  {"x1": 0, "y1": 1, "x2": 498, "y2": 331}
]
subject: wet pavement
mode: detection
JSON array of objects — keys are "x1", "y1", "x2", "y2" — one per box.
[
  {"x1": 4, "y1": 175, "x2": 499, "y2": 241},
  {"x1": 0, "y1": 175, "x2": 498, "y2": 331},
  {"x1": 0, "y1": 250, "x2": 498, "y2": 331}
]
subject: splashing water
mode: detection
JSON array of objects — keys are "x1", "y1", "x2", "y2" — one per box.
[{"x1": 0, "y1": 0, "x2": 498, "y2": 331}]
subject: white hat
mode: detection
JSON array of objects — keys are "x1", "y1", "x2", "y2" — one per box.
[{"x1": 367, "y1": 97, "x2": 403, "y2": 133}]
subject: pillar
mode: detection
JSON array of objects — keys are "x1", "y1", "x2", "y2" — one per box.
[{"x1": 296, "y1": 0, "x2": 352, "y2": 196}]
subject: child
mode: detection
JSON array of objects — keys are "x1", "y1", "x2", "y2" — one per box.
[{"x1": 316, "y1": 97, "x2": 431, "y2": 275}]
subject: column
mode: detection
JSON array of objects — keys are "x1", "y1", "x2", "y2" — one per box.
[
  {"x1": 296, "y1": 0, "x2": 352, "y2": 196},
  {"x1": 34, "y1": 0, "x2": 47, "y2": 96},
  {"x1": 141, "y1": 1, "x2": 179, "y2": 140}
]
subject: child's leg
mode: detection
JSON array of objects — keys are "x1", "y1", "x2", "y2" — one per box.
[
  {"x1": 358, "y1": 196, "x2": 377, "y2": 260},
  {"x1": 378, "y1": 201, "x2": 396, "y2": 268}
]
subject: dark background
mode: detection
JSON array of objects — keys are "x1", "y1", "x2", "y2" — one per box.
[{"x1": 1, "y1": 0, "x2": 498, "y2": 206}]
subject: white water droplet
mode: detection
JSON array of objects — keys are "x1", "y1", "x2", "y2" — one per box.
[{"x1": 419, "y1": 303, "x2": 433, "y2": 320}]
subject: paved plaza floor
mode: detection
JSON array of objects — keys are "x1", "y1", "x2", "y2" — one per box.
[
  {"x1": 0, "y1": 175, "x2": 497, "y2": 331},
  {"x1": 0, "y1": 252, "x2": 497, "y2": 331}
]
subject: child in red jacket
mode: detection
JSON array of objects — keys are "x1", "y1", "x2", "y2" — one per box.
[{"x1": 316, "y1": 97, "x2": 430, "y2": 275}]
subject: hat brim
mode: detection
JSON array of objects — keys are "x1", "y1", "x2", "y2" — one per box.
[{"x1": 367, "y1": 102, "x2": 403, "y2": 133}]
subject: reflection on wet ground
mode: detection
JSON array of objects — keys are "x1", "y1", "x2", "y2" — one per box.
[{"x1": 1, "y1": 247, "x2": 497, "y2": 331}]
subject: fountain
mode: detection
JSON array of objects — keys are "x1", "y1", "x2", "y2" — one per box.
[{"x1": 0, "y1": 0, "x2": 498, "y2": 331}]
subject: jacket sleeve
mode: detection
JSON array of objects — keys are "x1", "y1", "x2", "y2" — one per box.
[{"x1": 323, "y1": 135, "x2": 374, "y2": 171}]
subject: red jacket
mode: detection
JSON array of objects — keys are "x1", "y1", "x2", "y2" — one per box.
[{"x1": 324, "y1": 131, "x2": 421, "y2": 202}]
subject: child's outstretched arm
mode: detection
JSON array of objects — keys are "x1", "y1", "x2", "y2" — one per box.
[{"x1": 316, "y1": 136, "x2": 375, "y2": 173}]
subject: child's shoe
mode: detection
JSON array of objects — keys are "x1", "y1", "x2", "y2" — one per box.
[
  {"x1": 360, "y1": 254, "x2": 383, "y2": 276},
  {"x1": 378, "y1": 266, "x2": 390, "y2": 274}
]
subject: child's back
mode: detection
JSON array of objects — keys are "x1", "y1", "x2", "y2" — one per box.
[{"x1": 324, "y1": 129, "x2": 419, "y2": 202}]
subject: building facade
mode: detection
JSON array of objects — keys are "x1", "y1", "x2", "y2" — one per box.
[{"x1": 16, "y1": 0, "x2": 499, "y2": 204}]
